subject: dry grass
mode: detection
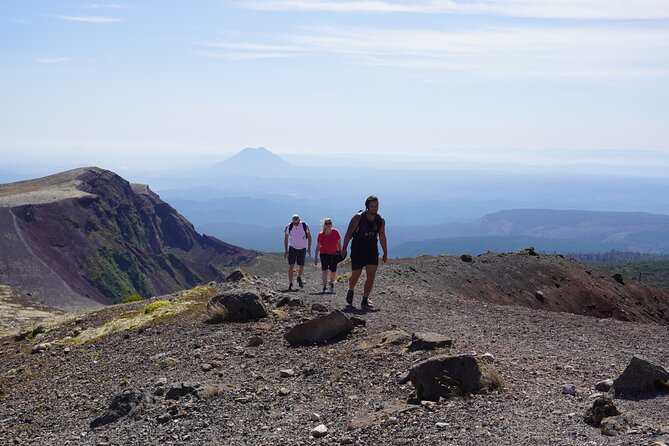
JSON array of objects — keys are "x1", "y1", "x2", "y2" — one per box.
[
  {"x1": 483, "y1": 367, "x2": 507, "y2": 389},
  {"x1": 206, "y1": 304, "x2": 229, "y2": 324}
]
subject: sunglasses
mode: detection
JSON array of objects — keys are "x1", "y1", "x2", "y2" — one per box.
[{"x1": 324, "y1": 222, "x2": 332, "y2": 225}]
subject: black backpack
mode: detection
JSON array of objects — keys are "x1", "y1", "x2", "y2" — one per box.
[
  {"x1": 287, "y1": 221, "x2": 309, "y2": 239},
  {"x1": 353, "y1": 210, "x2": 382, "y2": 241}
]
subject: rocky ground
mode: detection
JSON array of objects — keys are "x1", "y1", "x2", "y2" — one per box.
[{"x1": 1, "y1": 252, "x2": 668, "y2": 445}]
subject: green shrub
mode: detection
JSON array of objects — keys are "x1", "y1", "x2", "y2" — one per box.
[
  {"x1": 144, "y1": 300, "x2": 171, "y2": 314},
  {"x1": 122, "y1": 294, "x2": 144, "y2": 304},
  {"x1": 460, "y1": 254, "x2": 473, "y2": 263}
]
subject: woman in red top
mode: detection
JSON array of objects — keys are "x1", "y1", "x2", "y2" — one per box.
[{"x1": 314, "y1": 218, "x2": 342, "y2": 293}]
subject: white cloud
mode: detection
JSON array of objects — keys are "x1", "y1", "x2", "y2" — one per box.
[
  {"x1": 36, "y1": 57, "x2": 70, "y2": 64},
  {"x1": 55, "y1": 15, "x2": 121, "y2": 23},
  {"x1": 215, "y1": 25, "x2": 669, "y2": 80},
  {"x1": 233, "y1": 0, "x2": 669, "y2": 20}
]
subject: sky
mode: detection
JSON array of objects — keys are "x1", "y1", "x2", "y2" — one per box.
[{"x1": 1, "y1": 0, "x2": 669, "y2": 161}]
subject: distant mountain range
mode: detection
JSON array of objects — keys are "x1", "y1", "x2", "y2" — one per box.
[
  {"x1": 0, "y1": 167, "x2": 258, "y2": 309},
  {"x1": 391, "y1": 209, "x2": 669, "y2": 257}
]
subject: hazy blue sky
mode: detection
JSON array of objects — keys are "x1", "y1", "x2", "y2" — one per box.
[{"x1": 1, "y1": 1, "x2": 668, "y2": 159}]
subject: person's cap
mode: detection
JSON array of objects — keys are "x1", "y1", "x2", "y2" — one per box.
[{"x1": 292, "y1": 214, "x2": 300, "y2": 220}]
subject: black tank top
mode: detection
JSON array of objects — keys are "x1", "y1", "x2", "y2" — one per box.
[{"x1": 352, "y1": 212, "x2": 382, "y2": 250}]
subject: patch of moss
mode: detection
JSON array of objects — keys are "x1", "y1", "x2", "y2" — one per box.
[
  {"x1": 82, "y1": 247, "x2": 155, "y2": 303},
  {"x1": 144, "y1": 300, "x2": 170, "y2": 314}
]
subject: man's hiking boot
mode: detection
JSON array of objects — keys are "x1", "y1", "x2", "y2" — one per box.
[
  {"x1": 322, "y1": 286, "x2": 327, "y2": 294},
  {"x1": 288, "y1": 283, "x2": 293, "y2": 291},
  {"x1": 346, "y1": 290, "x2": 354, "y2": 306},
  {"x1": 297, "y1": 277, "x2": 304, "y2": 288},
  {"x1": 361, "y1": 296, "x2": 373, "y2": 308},
  {"x1": 329, "y1": 282, "x2": 334, "y2": 293}
]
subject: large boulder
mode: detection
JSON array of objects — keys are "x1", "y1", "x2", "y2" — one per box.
[
  {"x1": 90, "y1": 388, "x2": 147, "y2": 428},
  {"x1": 408, "y1": 332, "x2": 453, "y2": 351},
  {"x1": 207, "y1": 290, "x2": 267, "y2": 322},
  {"x1": 613, "y1": 355, "x2": 669, "y2": 398},
  {"x1": 284, "y1": 310, "x2": 354, "y2": 346},
  {"x1": 408, "y1": 354, "x2": 502, "y2": 401}
]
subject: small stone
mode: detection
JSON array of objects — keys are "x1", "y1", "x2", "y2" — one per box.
[
  {"x1": 311, "y1": 303, "x2": 329, "y2": 313},
  {"x1": 31, "y1": 343, "x2": 50, "y2": 354},
  {"x1": 480, "y1": 353, "x2": 495, "y2": 364},
  {"x1": 436, "y1": 422, "x2": 449, "y2": 430},
  {"x1": 155, "y1": 377, "x2": 168, "y2": 387},
  {"x1": 280, "y1": 369, "x2": 295, "y2": 378},
  {"x1": 311, "y1": 424, "x2": 328, "y2": 438},
  {"x1": 421, "y1": 400, "x2": 436, "y2": 411},
  {"x1": 278, "y1": 387, "x2": 291, "y2": 396},
  {"x1": 157, "y1": 413, "x2": 171, "y2": 424},
  {"x1": 154, "y1": 387, "x2": 165, "y2": 397},
  {"x1": 535, "y1": 290, "x2": 545, "y2": 301},
  {"x1": 63, "y1": 347, "x2": 71, "y2": 354},
  {"x1": 201, "y1": 363, "x2": 213, "y2": 372},
  {"x1": 601, "y1": 415, "x2": 632, "y2": 436},
  {"x1": 562, "y1": 384, "x2": 577, "y2": 396},
  {"x1": 247, "y1": 336, "x2": 263, "y2": 347},
  {"x1": 397, "y1": 371, "x2": 410, "y2": 384},
  {"x1": 595, "y1": 379, "x2": 614, "y2": 392},
  {"x1": 311, "y1": 413, "x2": 321, "y2": 422},
  {"x1": 340, "y1": 437, "x2": 354, "y2": 445}
]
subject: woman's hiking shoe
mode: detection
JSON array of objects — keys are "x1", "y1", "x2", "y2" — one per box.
[
  {"x1": 297, "y1": 277, "x2": 304, "y2": 288},
  {"x1": 329, "y1": 282, "x2": 334, "y2": 293},
  {"x1": 322, "y1": 286, "x2": 327, "y2": 293},
  {"x1": 361, "y1": 297, "x2": 373, "y2": 308},
  {"x1": 288, "y1": 283, "x2": 293, "y2": 291},
  {"x1": 346, "y1": 290, "x2": 354, "y2": 306}
]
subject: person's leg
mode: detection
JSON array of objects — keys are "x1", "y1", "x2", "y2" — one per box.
[
  {"x1": 287, "y1": 247, "x2": 296, "y2": 288},
  {"x1": 321, "y1": 270, "x2": 327, "y2": 289},
  {"x1": 288, "y1": 264, "x2": 294, "y2": 286},
  {"x1": 362, "y1": 264, "x2": 378, "y2": 298},
  {"x1": 329, "y1": 270, "x2": 336, "y2": 284},
  {"x1": 348, "y1": 268, "x2": 363, "y2": 290},
  {"x1": 296, "y1": 249, "x2": 306, "y2": 287}
]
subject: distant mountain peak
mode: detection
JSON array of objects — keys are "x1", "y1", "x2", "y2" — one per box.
[{"x1": 212, "y1": 147, "x2": 293, "y2": 176}]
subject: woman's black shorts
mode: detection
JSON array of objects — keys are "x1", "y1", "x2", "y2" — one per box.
[{"x1": 320, "y1": 253, "x2": 339, "y2": 272}]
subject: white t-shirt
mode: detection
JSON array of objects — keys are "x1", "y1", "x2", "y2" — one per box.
[{"x1": 285, "y1": 221, "x2": 309, "y2": 250}]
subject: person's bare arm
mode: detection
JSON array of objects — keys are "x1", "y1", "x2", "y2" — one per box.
[
  {"x1": 307, "y1": 228, "x2": 313, "y2": 256},
  {"x1": 379, "y1": 218, "x2": 388, "y2": 263},
  {"x1": 314, "y1": 241, "x2": 321, "y2": 265},
  {"x1": 284, "y1": 232, "x2": 289, "y2": 258},
  {"x1": 341, "y1": 214, "x2": 361, "y2": 257}
]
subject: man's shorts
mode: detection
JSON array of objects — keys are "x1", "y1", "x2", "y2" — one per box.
[
  {"x1": 320, "y1": 253, "x2": 339, "y2": 273},
  {"x1": 288, "y1": 247, "x2": 306, "y2": 266},
  {"x1": 350, "y1": 249, "x2": 379, "y2": 271}
]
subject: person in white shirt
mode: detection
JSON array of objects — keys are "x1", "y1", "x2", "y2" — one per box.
[{"x1": 284, "y1": 214, "x2": 312, "y2": 290}]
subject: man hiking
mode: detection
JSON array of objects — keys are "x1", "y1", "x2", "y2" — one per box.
[
  {"x1": 284, "y1": 214, "x2": 312, "y2": 291},
  {"x1": 340, "y1": 195, "x2": 388, "y2": 307}
]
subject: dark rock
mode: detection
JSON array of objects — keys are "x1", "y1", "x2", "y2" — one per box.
[
  {"x1": 284, "y1": 310, "x2": 354, "y2": 346},
  {"x1": 612, "y1": 273, "x2": 625, "y2": 285},
  {"x1": 562, "y1": 384, "x2": 577, "y2": 396},
  {"x1": 584, "y1": 397, "x2": 620, "y2": 426},
  {"x1": 408, "y1": 332, "x2": 453, "y2": 351},
  {"x1": 614, "y1": 355, "x2": 669, "y2": 398},
  {"x1": 247, "y1": 336, "x2": 263, "y2": 347},
  {"x1": 408, "y1": 354, "x2": 501, "y2": 401},
  {"x1": 595, "y1": 379, "x2": 614, "y2": 392},
  {"x1": 460, "y1": 254, "x2": 473, "y2": 263},
  {"x1": 157, "y1": 413, "x2": 172, "y2": 424},
  {"x1": 207, "y1": 291, "x2": 267, "y2": 321},
  {"x1": 165, "y1": 382, "x2": 202, "y2": 400},
  {"x1": 397, "y1": 371, "x2": 410, "y2": 384},
  {"x1": 535, "y1": 291, "x2": 544, "y2": 302},
  {"x1": 90, "y1": 388, "x2": 146, "y2": 428},
  {"x1": 276, "y1": 296, "x2": 303, "y2": 308},
  {"x1": 226, "y1": 269, "x2": 247, "y2": 282}
]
